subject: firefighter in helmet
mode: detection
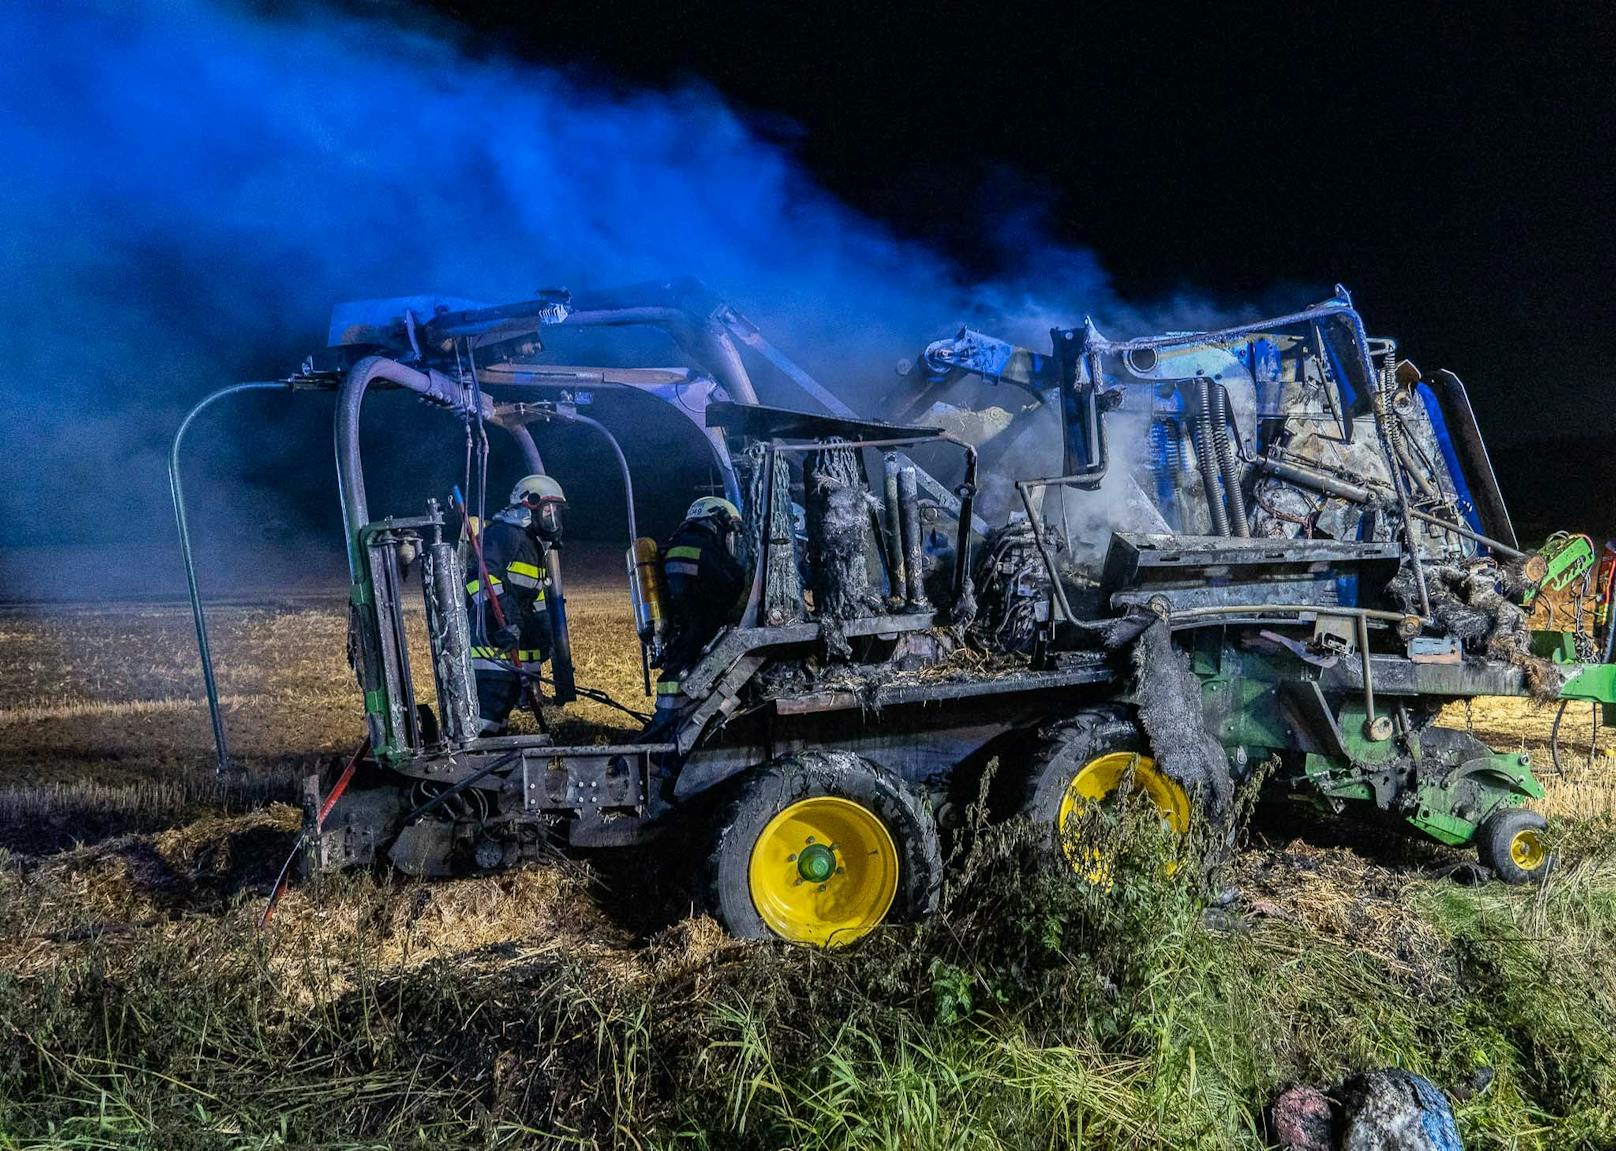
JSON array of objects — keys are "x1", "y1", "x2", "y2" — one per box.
[
  {"x1": 654, "y1": 496, "x2": 747, "y2": 723},
  {"x1": 465, "y1": 474, "x2": 566, "y2": 734}
]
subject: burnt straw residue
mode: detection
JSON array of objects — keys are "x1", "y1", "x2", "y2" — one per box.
[
  {"x1": 1389, "y1": 562, "x2": 1565, "y2": 701},
  {"x1": 1129, "y1": 616, "x2": 1236, "y2": 818}
]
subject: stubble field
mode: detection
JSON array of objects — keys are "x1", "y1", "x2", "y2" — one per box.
[{"x1": 1, "y1": 572, "x2": 1614, "y2": 1149}]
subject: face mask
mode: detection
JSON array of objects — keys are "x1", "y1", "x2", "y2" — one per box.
[{"x1": 536, "y1": 503, "x2": 563, "y2": 539}]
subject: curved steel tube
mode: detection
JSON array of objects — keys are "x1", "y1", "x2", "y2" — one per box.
[
  {"x1": 336, "y1": 355, "x2": 536, "y2": 575},
  {"x1": 562, "y1": 306, "x2": 758, "y2": 405},
  {"x1": 170, "y1": 380, "x2": 295, "y2": 775},
  {"x1": 564, "y1": 413, "x2": 638, "y2": 544}
]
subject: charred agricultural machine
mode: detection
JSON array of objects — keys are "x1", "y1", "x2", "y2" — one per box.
[{"x1": 173, "y1": 280, "x2": 1616, "y2": 946}]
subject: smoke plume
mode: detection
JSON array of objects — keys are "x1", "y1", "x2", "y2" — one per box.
[{"x1": 0, "y1": 0, "x2": 1198, "y2": 596}]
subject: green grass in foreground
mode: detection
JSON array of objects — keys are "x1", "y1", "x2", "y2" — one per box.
[{"x1": 1, "y1": 802, "x2": 1614, "y2": 1150}]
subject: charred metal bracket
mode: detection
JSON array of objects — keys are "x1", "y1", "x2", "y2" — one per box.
[
  {"x1": 1101, "y1": 533, "x2": 1404, "y2": 616},
  {"x1": 919, "y1": 327, "x2": 1058, "y2": 402},
  {"x1": 1050, "y1": 325, "x2": 1112, "y2": 489},
  {"x1": 518, "y1": 745, "x2": 655, "y2": 813},
  {"x1": 303, "y1": 779, "x2": 398, "y2": 873},
  {"x1": 1258, "y1": 629, "x2": 1340, "y2": 668}
]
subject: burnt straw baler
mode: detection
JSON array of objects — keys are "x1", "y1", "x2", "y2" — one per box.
[{"x1": 174, "y1": 281, "x2": 1616, "y2": 946}]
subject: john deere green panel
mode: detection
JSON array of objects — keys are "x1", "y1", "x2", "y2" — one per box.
[
  {"x1": 1403, "y1": 750, "x2": 1539, "y2": 846},
  {"x1": 1561, "y1": 663, "x2": 1616, "y2": 706}
]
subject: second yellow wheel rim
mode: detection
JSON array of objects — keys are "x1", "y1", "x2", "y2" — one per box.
[
  {"x1": 1509, "y1": 828, "x2": 1546, "y2": 871},
  {"x1": 1056, "y1": 751, "x2": 1190, "y2": 879},
  {"x1": 748, "y1": 796, "x2": 899, "y2": 947}
]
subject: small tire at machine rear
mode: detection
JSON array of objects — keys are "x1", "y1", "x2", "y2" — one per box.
[
  {"x1": 1476, "y1": 806, "x2": 1552, "y2": 884},
  {"x1": 704, "y1": 753, "x2": 941, "y2": 946}
]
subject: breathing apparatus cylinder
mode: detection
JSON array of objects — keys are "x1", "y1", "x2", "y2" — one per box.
[{"x1": 627, "y1": 537, "x2": 668, "y2": 652}]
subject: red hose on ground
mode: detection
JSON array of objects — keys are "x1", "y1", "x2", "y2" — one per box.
[{"x1": 260, "y1": 734, "x2": 370, "y2": 927}]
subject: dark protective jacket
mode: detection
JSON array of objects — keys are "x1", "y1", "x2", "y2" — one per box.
[
  {"x1": 465, "y1": 515, "x2": 551, "y2": 663},
  {"x1": 661, "y1": 518, "x2": 747, "y2": 674}
]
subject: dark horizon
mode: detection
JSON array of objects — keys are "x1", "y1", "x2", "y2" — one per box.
[{"x1": 2, "y1": 1, "x2": 1610, "y2": 582}]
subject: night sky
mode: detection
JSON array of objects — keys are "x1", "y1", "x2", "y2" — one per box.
[
  {"x1": 2, "y1": 1, "x2": 1611, "y2": 598},
  {"x1": 440, "y1": 0, "x2": 1614, "y2": 536}
]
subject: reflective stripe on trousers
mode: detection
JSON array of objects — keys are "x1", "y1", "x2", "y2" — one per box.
[{"x1": 655, "y1": 678, "x2": 684, "y2": 710}]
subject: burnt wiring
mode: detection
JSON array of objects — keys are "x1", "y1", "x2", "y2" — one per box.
[{"x1": 1253, "y1": 483, "x2": 1323, "y2": 532}]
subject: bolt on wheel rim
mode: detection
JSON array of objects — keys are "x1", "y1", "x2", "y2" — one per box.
[{"x1": 748, "y1": 796, "x2": 898, "y2": 947}]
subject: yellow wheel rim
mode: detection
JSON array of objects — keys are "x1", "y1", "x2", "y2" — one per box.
[
  {"x1": 1055, "y1": 751, "x2": 1190, "y2": 880},
  {"x1": 748, "y1": 796, "x2": 900, "y2": 947},
  {"x1": 1509, "y1": 828, "x2": 1546, "y2": 872}
]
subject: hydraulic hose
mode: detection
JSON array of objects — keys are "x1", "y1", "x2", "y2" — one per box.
[
  {"x1": 1190, "y1": 376, "x2": 1230, "y2": 536},
  {"x1": 1212, "y1": 382, "x2": 1250, "y2": 537}
]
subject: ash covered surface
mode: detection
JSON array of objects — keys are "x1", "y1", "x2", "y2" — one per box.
[
  {"x1": 754, "y1": 637, "x2": 1032, "y2": 709},
  {"x1": 804, "y1": 443, "x2": 882, "y2": 658},
  {"x1": 1390, "y1": 559, "x2": 1565, "y2": 699},
  {"x1": 1130, "y1": 619, "x2": 1236, "y2": 818}
]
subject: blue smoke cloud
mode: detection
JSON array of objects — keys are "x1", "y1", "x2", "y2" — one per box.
[{"x1": 1, "y1": 0, "x2": 1154, "y2": 582}]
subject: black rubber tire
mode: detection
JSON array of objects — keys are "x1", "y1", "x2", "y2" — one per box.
[
  {"x1": 1476, "y1": 807, "x2": 1552, "y2": 884},
  {"x1": 703, "y1": 752, "x2": 941, "y2": 943},
  {"x1": 1015, "y1": 706, "x2": 1148, "y2": 852}
]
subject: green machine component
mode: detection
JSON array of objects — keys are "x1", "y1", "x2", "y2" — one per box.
[
  {"x1": 1533, "y1": 628, "x2": 1616, "y2": 726},
  {"x1": 1189, "y1": 623, "x2": 1550, "y2": 853},
  {"x1": 1521, "y1": 532, "x2": 1597, "y2": 607}
]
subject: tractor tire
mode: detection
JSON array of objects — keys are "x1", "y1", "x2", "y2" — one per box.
[
  {"x1": 703, "y1": 752, "x2": 941, "y2": 946},
  {"x1": 1477, "y1": 807, "x2": 1551, "y2": 884},
  {"x1": 1016, "y1": 706, "x2": 1191, "y2": 871}
]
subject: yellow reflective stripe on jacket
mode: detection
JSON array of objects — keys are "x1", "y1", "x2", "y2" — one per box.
[
  {"x1": 469, "y1": 646, "x2": 546, "y2": 661},
  {"x1": 465, "y1": 574, "x2": 502, "y2": 595},
  {"x1": 656, "y1": 679, "x2": 683, "y2": 695},
  {"x1": 664, "y1": 545, "x2": 703, "y2": 561},
  {"x1": 504, "y1": 560, "x2": 544, "y2": 589}
]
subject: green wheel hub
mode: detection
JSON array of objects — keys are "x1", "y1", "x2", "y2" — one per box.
[{"x1": 796, "y1": 842, "x2": 837, "y2": 884}]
